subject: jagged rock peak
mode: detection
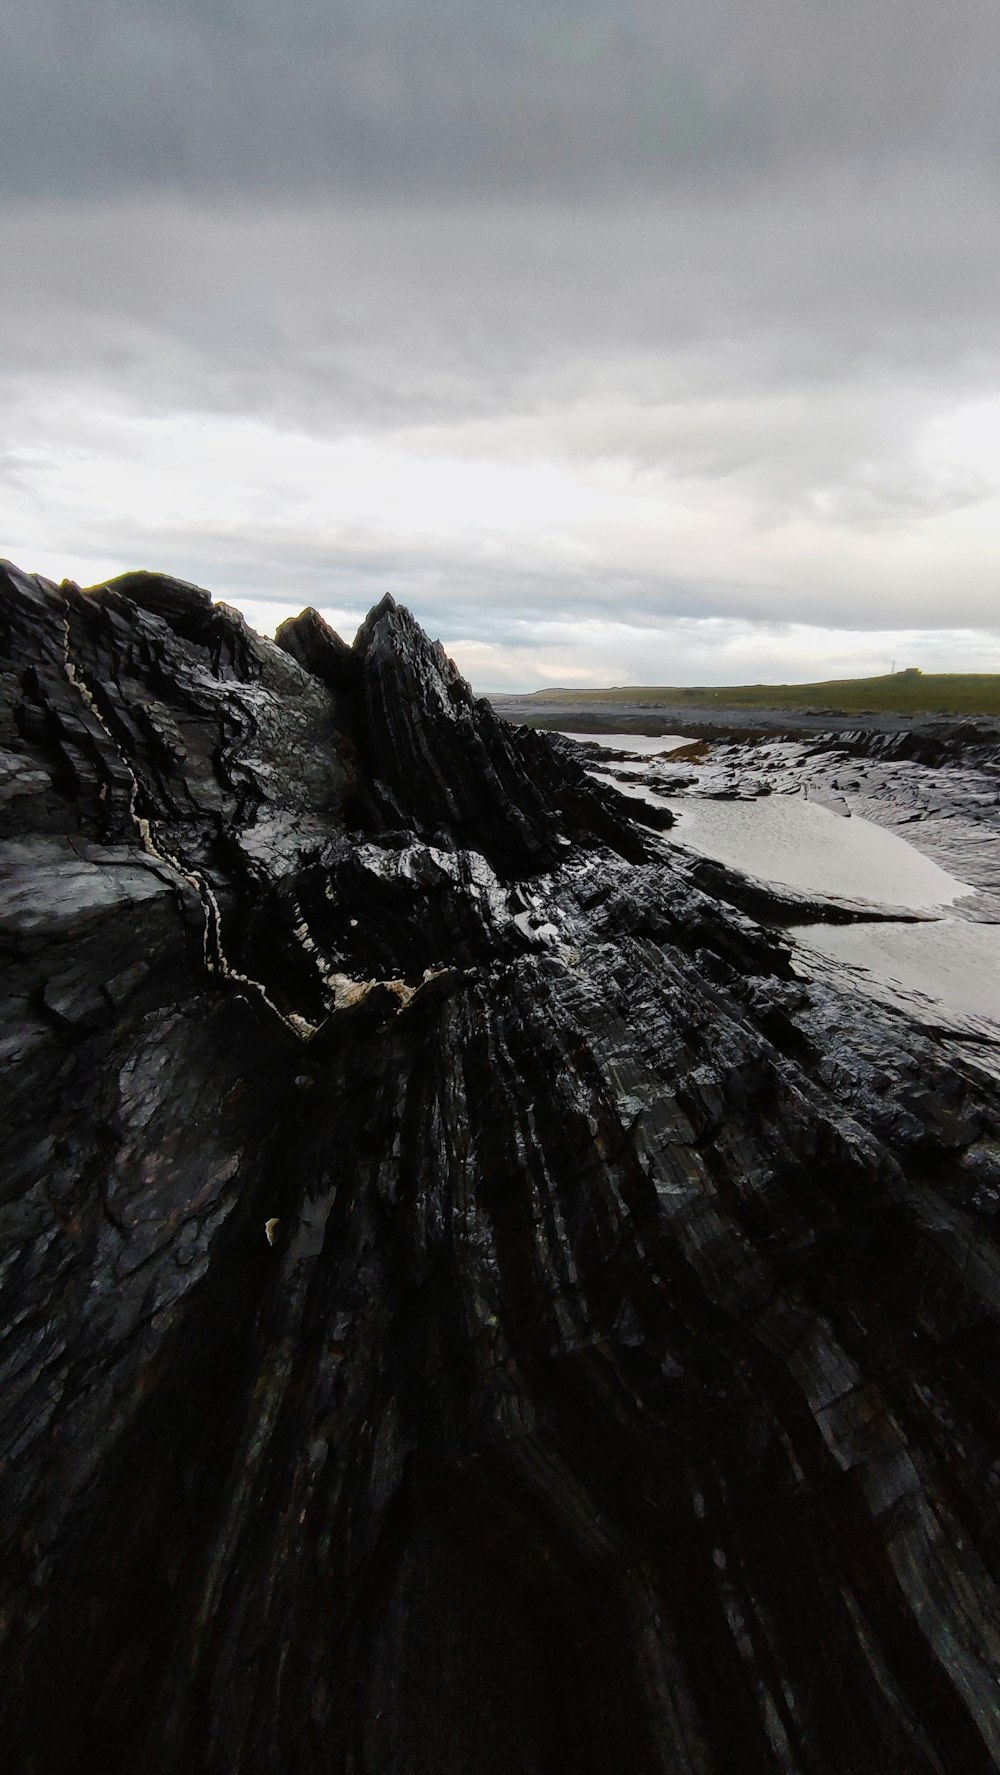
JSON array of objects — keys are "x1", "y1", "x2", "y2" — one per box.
[
  {"x1": 274, "y1": 584, "x2": 658, "y2": 871},
  {"x1": 92, "y1": 567, "x2": 214, "y2": 615},
  {"x1": 275, "y1": 605, "x2": 361, "y2": 694}
]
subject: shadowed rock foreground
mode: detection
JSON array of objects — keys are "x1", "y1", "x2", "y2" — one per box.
[{"x1": 2, "y1": 559, "x2": 1000, "y2": 1774}]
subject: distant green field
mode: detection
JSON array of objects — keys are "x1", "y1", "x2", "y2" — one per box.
[{"x1": 516, "y1": 673, "x2": 1000, "y2": 717}]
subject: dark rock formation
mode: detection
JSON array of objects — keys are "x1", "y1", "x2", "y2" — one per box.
[
  {"x1": 818, "y1": 719, "x2": 1000, "y2": 771},
  {"x1": 3, "y1": 558, "x2": 1000, "y2": 1774}
]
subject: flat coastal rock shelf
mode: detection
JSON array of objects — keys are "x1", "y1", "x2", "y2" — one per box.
[{"x1": 2, "y1": 558, "x2": 1000, "y2": 1774}]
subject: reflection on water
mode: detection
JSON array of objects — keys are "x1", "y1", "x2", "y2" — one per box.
[
  {"x1": 563, "y1": 732, "x2": 691, "y2": 755},
  {"x1": 792, "y1": 919, "x2": 1000, "y2": 1027},
  {"x1": 664, "y1": 794, "x2": 970, "y2": 911}
]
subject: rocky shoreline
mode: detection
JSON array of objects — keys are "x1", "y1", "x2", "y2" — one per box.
[
  {"x1": 688, "y1": 732, "x2": 1000, "y2": 900},
  {"x1": 546, "y1": 715, "x2": 1000, "y2": 1041},
  {"x1": 567, "y1": 725, "x2": 1000, "y2": 902},
  {"x1": 3, "y1": 561, "x2": 1000, "y2": 1773}
]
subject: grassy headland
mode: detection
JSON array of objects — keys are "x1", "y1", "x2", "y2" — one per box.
[{"x1": 504, "y1": 673, "x2": 1000, "y2": 717}]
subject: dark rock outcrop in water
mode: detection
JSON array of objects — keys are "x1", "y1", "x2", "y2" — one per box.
[{"x1": 3, "y1": 558, "x2": 1000, "y2": 1775}]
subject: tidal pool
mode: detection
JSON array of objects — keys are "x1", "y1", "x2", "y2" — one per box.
[
  {"x1": 587, "y1": 746, "x2": 999, "y2": 1032},
  {"x1": 663, "y1": 793, "x2": 970, "y2": 912}
]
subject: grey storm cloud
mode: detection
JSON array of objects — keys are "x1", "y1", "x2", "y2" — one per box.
[
  {"x1": 4, "y1": 185, "x2": 999, "y2": 418},
  {"x1": 2, "y1": 0, "x2": 1000, "y2": 671},
  {"x1": 4, "y1": 0, "x2": 1000, "y2": 201}
]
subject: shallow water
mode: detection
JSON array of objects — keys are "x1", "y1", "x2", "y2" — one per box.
[
  {"x1": 791, "y1": 919, "x2": 1000, "y2": 1026},
  {"x1": 664, "y1": 793, "x2": 970, "y2": 911},
  {"x1": 563, "y1": 731, "x2": 692, "y2": 756}
]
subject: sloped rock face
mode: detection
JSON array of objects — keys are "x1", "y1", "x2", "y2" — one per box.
[{"x1": 2, "y1": 559, "x2": 1000, "y2": 1775}]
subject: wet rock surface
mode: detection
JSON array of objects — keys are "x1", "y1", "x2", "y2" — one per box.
[{"x1": 3, "y1": 559, "x2": 1000, "y2": 1773}]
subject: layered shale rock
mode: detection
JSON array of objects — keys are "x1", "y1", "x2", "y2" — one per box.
[{"x1": 2, "y1": 558, "x2": 1000, "y2": 1774}]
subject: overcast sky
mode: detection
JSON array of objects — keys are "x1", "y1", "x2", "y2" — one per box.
[{"x1": 3, "y1": 1, "x2": 999, "y2": 688}]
